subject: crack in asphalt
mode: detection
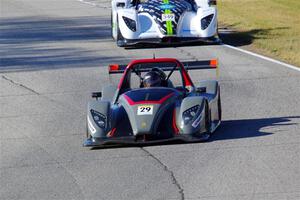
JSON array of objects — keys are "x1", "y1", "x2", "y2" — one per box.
[
  {"x1": 1, "y1": 126, "x2": 86, "y2": 200},
  {"x1": 141, "y1": 147, "x2": 185, "y2": 200},
  {"x1": 177, "y1": 48, "x2": 199, "y2": 61},
  {"x1": 2, "y1": 75, "x2": 40, "y2": 95},
  {"x1": 1, "y1": 75, "x2": 82, "y2": 112}
]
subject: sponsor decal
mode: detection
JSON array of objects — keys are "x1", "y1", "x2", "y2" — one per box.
[
  {"x1": 159, "y1": 4, "x2": 175, "y2": 10},
  {"x1": 162, "y1": 13, "x2": 175, "y2": 21},
  {"x1": 192, "y1": 114, "x2": 202, "y2": 128},
  {"x1": 162, "y1": 0, "x2": 174, "y2": 35}
]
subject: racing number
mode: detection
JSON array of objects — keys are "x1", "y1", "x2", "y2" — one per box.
[
  {"x1": 141, "y1": 107, "x2": 151, "y2": 112},
  {"x1": 137, "y1": 105, "x2": 153, "y2": 115},
  {"x1": 161, "y1": 13, "x2": 175, "y2": 22}
]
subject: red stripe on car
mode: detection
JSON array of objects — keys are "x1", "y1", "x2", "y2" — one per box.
[
  {"x1": 172, "y1": 108, "x2": 179, "y2": 135},
  {"x1": 123, "y1": 92, "x2": 174, "y2": 105},
  {"x1": 107, "y1": 128, "x2": 117, "y2": 137}
]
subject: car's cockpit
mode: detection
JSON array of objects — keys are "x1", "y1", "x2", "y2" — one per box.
[{"x1": 119, "y1": 62, "x2": 183, "y2": 93}]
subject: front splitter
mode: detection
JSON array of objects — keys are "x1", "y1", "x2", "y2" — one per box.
[
  {"x1": 83, "y1": 133, "x2": 210, "y2": 147},
  {"x1": 117, "y1": 36, "x2": 221, "y2": 47}
]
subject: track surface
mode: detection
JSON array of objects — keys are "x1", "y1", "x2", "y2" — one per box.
[{"x1": 1, "y1": 0, "x2": 299, "y2": 199}]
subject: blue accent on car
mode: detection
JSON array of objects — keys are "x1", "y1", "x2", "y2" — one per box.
[{"x1": 159, "y1": 4, "x2": 175, "y2": 10}]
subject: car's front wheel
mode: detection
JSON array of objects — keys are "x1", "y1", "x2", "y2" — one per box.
[
  {"x1": 86, "y1": 124, "x2": 91, "y2": 139},
  {"x1": 111, "y1": 11, "x2": 114, "y2": 39},
  {"x1": 205, "y1": 101, "x2": 211, "y2": 134}
]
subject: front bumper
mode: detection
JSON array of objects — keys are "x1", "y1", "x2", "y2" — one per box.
[
  {"x1": 83, "y1": 133, "x2": 210, "y2": 147},
  {"x1": 117, "y1": 36, "x2": 221, "y2": 47}
]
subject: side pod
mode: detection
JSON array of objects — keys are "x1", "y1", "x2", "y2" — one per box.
[
  {"x1": 177, "y1": 96, "x2": 207, "y2": 135},
  {"x1": 87, "y1": 100, "x2": 111, "y2": 138}
]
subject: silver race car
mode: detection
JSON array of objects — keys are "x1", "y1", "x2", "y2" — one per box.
[
  {"x1": 111, "y1": 0, "x2": 219, "y2": 47},
  {"x1": 84, "y1": 57, "x2": 221, "y2": 147}
]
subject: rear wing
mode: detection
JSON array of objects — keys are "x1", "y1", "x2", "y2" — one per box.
[
  {"x1": 183, "y1": 59, "x2": 218, "y2": 70},
  {"x1": 108, "y1": 59, "x2": 218, "y2": 74}
]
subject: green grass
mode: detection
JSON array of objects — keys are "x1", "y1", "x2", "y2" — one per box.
[{"x1": 218, "y1": 0, "x2": 300, "y2": 66}]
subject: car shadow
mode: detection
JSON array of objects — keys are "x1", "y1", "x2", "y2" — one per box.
[
  {"x1": 218, "y1": 25, "x2": 290, "y2": 47},
  {"x1": 210, "y1": 116, "x2": 298, "y2": 141},
  {"x1": 123, "y1": 26, "x2": 290, "y2": 50},
  {"x1": 90, "y1": 116, "x2": 299, "y2": 150},
  {"x1": 124, "y1": 39, "x2": 220, "y2": 50}
]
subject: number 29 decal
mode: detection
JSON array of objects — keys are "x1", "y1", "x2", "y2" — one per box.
[{"x1": 137, "y1": 105, "x2": 153, "y2": 115}]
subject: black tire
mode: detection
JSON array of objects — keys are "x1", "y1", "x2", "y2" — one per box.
[
  {"x1": 86, "y1": 124, "x2": 91, "y2": 139},
  {"x1": 116, "y1": 15, "x2": 124, "y2": 41},
  {"x1": 217, "y1": 86, "x2": 222, "y2": 121},
  {"x1": 111, "y1": 11, "x2": 114, "y2": 39},
  {"x1": 205, "y1": 101, "x2": 211, "y2": 134},
  {"x1": 115, "y1": 15, "x2": 127, "y2": 47}
]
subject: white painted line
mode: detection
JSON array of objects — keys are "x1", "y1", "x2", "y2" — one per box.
[
  {"x1": 76, "y1": 0, "x2": 110, "y2": 8},
  {"x1": 222, "y1": 44, "x2": 300, "y2": 72},
  {"x1": 77, "y1": 0, "x2": 97, "y2": 6}
]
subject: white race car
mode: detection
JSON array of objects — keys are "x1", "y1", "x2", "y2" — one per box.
[{"x1": 111, "y1": 0, "x2": 219, "y2": 47}]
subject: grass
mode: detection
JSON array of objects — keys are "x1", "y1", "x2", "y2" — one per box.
[{"x1": 217, "y1": 0, "x2": 300, "y2": 67}]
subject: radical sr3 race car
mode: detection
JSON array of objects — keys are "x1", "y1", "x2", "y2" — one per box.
[
  {"x1": 111, "y1": 0, "x2": 219, "y2": 47},
  {"x1": 84, "y1": 58, "x2": 221, "y2": 147}
]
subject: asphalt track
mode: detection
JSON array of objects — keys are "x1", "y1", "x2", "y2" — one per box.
[{"x1": 1, "y1": 0, "x2": 300, "y2": 199}]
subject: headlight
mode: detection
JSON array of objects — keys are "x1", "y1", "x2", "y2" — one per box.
[
  {"x1": 122, "y1": 16, "x2": 136, "y2": 32},
  {"x1": 201, "y1": 14, "x2": 214, "y2": 30},
  {"x1": 90, "y1": 109, "x2": 106, "y2": 128},
  {"x1": 182, "y1": 105, "x2": 200, "y2": 125}
]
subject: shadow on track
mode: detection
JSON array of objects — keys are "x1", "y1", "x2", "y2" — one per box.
[
  {"x1": 218, "y1": 25, "x2": 290, "y2": 47},
  {"x1": 89, "y1": 116, "x2": 299, "y2": 150},
  {"x1": 0, "y1": 16, "x2": 111, "y2": 44},
  {"x1": 0, "y1": 16, "x2": 123, "y2": 73},
  {"x1": 123, "y1": 39, "x2": 220, "y2": 50},
  {"x1": 122, "y1": 26, "x2": 290, "y2": 50},
  {"x1": 211, "y1": 116, "x2": 298, "y2": 141}
]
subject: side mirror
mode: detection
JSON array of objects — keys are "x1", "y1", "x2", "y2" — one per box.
[
  {"x1": 116, "y1": 2, "x2": 125, "y2": 7},
  {"x1": 91, "y1": 92, "x2": 102, "y2": 100},
  {"x1": 196, "y1": 87, "x2": 206, "y2": 93}
]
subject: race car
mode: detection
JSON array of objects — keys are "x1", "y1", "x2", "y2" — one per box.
[
  {"x1": 83, "y1": 57, "x2": 222, "y2": 147},
  {"x1": 111, "y1": 0, "x2": 219, "y2": 47}
]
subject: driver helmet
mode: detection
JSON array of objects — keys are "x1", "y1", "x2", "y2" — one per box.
[
  {"x1": 151, "y1": 67, "x2": 166, "y2": 80},
  {"x1": 143, "y1": 71, "x2": 163, "y2": 87}
]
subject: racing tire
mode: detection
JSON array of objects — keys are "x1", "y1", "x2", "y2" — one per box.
[
  {"x1": 86, "y1": 124, "x2": 91, "y2": 139},
  {"x1": 205, "y1": 101, "x2": 211, "y2": 134},
  {"x1": 217, "y1": 86, "x2": 222, "y2": 121},
  {"x1": 111, "y1": 11, "x2": 114, "y2": 40},
  {"x1": 116, "y1": 15, "x2": 125, "y2": 46}
]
